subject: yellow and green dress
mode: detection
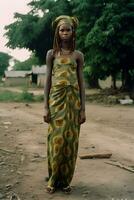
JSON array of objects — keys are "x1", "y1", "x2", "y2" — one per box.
[{"x1": 47, "y1": 55, "x2": 81, "y2": 188}]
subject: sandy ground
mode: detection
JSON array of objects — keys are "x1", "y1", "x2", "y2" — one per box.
[{"x1": 0, "y1": 102, "x2": 134, "y2": 200}]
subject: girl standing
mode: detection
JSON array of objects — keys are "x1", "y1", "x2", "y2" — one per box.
[{"x1": 44, "y1": 15, "x2": 86, "y2": 194}]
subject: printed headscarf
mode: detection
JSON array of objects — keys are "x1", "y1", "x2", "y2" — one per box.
[{"x1": 52, "y1": 15, "x2": 79, "y2": 30}]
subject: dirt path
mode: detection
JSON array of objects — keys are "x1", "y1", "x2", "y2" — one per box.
[{"x1": 0, "y1": 102, "x2": 134, "y2": 200}]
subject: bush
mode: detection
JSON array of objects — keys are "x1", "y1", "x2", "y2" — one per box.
[
  {"x1": 34, "y1": 94, "x2": 44, "y2": 102},
  {"x1": 20, "y1": 89, "x2": 34, "y2": 101}
]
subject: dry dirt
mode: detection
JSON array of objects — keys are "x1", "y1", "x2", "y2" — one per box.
[{"x1": 0, "y1": 102, "x2": 134, "y2": 200}]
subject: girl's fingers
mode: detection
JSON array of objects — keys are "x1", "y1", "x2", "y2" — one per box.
[{"x1": 79, "y1": 115, "x2": 86, "y2": 124}]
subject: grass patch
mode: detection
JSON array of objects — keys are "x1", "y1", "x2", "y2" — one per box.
[
  {"x1": 0, "y1": 89, "x2": 44, "y2": 102},
  {"x1": 0, "y1": 90, "x2": 19, "y2": 102}
]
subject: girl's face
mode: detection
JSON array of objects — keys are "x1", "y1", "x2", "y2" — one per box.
[{"x1": 58, "y1": 23, "x2": 73, "y2": 41}]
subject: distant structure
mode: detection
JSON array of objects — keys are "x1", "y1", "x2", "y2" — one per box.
[
  {"x1": 4, "y1": 65, "x2": 47, "y2": 87},
  {"x1": 99, "y1": 76, "x2": 122, "y2": 89},
  {"x1": 4, "y1": 71, "x2": 31, "y2": 86},
  {"x1": 31, "y1": 65, "x2": 46, "y2": 87}
]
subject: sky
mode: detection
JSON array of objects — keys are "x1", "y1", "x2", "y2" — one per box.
[{"x1": 0, "y1": 0, "x2": 32, "y2": 61}]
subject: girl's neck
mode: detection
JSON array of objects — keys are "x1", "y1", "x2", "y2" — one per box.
[
  {"x1": 61, "y1": 41, "x2": 71, "y2": 50},
  {"x1": 60, "y1": 41, "x2": 73, "y2": 56}
]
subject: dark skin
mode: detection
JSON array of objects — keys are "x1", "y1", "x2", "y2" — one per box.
[{"x1": 44, "y1": 23, "x2": 86, "y2": 124}]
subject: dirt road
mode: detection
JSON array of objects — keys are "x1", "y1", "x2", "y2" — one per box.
[{"x1": 0, "y1": 102, "x2": 134, "y2": 200}]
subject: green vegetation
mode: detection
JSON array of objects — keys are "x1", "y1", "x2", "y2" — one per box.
[
  {"x1": 4, "y1": 0, "x2": 134, "y2": 91},
  {"x1": 13, "y1": 54, "x2": 40, "y2": 71},
  {"x1": 0, "y1": 52, "x2": 11, "y2": 76},
  {"x1": 0, "y1": 87, "x2": 133, "y2": 105},
  {"x1": 0, "y1": 89, "x2": 43, "y2": 102}
]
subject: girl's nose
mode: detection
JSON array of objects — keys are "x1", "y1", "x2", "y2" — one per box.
[{"x1": 63, "y1": 32, "x2": 68, "y2": 35}]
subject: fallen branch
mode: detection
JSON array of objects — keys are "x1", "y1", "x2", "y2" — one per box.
[
  {"x1": 105, "y1": 161, "x2": 134, "y2": 173},
  {"x1": 79, "y1": 152, "x2": 112, "y2": 159},
  {"x1": 0, "y1": 148, "x2": 15, "y2": 154}
]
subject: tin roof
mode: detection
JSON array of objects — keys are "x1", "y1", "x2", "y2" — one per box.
[
  {"x1": 32, "y1": 65, "x2": 47, "y2": 74},
  {"x1": 5, "y1": 71, "x2": 32, "y2": 78}
]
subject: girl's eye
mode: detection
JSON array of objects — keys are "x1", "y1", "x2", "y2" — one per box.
[{"x1": 59, "y1": 29, "x2": 72, "y2": 32}]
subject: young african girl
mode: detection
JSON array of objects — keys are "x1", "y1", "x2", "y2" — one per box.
[{"x1": 44, "y1": 15, "x2": 86, "y2": 194}]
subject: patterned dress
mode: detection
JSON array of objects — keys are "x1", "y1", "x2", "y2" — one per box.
[{"x1": 47, "y1": 55, "x2": 81, "y2": 187}]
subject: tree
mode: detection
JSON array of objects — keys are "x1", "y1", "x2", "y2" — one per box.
[
  {"x1": 4, "y1": 0, "x2": 73, "y2": 63},
  {"x1": 0, "y1": 52, "x2": 11, "y2": 76},
  {"x1": 71, "y1": 0, "x2": 134, "y2": 90},
  {"x1": 13, "y1": 54, "x2": 40, "y2": 71},
  {"x1": 71, "y1": 0, "x2": 109, "y2": 88},
  {"x1": 85, "y1": 0, "x2": 134, "y2": 90}
]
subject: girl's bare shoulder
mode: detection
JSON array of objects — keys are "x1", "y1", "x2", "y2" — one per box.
[
  {"x1": 74, "y1": 50, "x2": 84, "y2": 62},
  {"x1": 46, "y1": 49, "x2": 54, "y2": 59},
  {"x1": 74, "y1": 50, "x2": 84, "y2": 59}
]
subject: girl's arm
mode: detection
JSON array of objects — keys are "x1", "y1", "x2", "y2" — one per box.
[
  {"x1": 44, "y1": 50, "x2": 53, "y2": 123},
  {"x1": 77, "y1": 51, "x2": 86, "y2": 124}
]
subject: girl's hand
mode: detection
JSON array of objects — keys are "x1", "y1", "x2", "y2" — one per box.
[
  {"x1": 43, "y1": 108, "x2": 51, "y2": 123},
  {"x1": 79, "y1": 110, "x2": 86, "y2": 124}
]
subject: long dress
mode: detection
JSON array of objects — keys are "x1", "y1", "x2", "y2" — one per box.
[{"x1": 47, "y1": 54, "x2": 81, "y2": 187}]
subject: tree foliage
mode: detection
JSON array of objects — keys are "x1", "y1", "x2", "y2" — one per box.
[
  {"x1": 5, "y1": 0, "x2": 73, "y2": 63},
  {"x1": 85, "y1": 0, "x2": 134, "y2": 89},
  {"x1": 13, "y1": 54, "x2": 40, "y2": 71},
  {"x1": 71, "y1": 0, "x2": 134, "y2": 89},
  {"x1": 0, "y1": 52, "x2": 11, "y2": 76}
]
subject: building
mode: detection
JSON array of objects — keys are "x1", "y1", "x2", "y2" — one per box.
[
  {"x1": 4, "y1": 71, "x2": 31, "y2": 86},
  {"x1": 31, "y1": 65, "x2": 46, "y2": 87},
  {"x1": 4, "y1": 65, "x2": 47, "y2": 87}
]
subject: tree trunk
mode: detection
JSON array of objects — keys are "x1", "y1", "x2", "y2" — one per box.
[
  {"x1": 111, "y1": 73, "x2": 117, "y2": 89},
  {"x1": 121, "y1": 66, "x2": 133, "y2": 91},
  {"x1": 87, "y1": 75, "x2": 100, "y2": 89},
  {"x1": 121, "y1": 66, "x2": 126, "y2": 89}
]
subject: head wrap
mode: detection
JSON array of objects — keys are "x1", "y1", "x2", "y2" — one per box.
[{"x1": 52, "y1": 15, "x2": 79, "y2": 30}]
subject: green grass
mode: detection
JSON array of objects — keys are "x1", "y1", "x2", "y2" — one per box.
[{"x1": 0, "y1": 90, "x2": 44, "y2": 102}]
